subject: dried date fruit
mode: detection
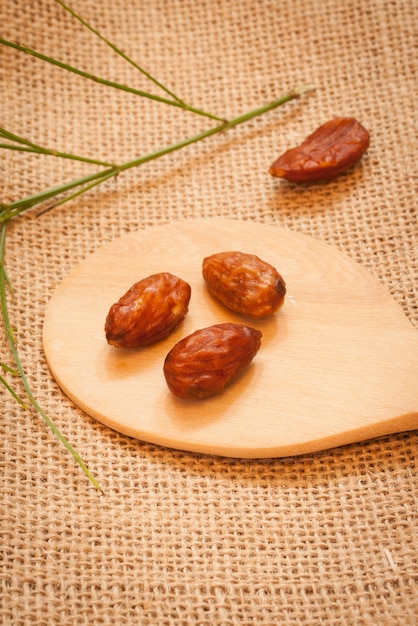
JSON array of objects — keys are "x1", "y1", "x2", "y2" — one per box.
[
  {"x1": 269, "y1": 117, "x2": 370, "y2": 183},
  {"x1": 163, "y1": 323, "x2": 262, "y2": 399},
  {"x1": 105, "y1": 272, "x2": 191, "y2": 348},
  {"x1": 202, "y1": 251, "x2": 286, "y2": 318}
]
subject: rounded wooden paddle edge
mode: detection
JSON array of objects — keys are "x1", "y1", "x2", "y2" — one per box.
[{"x1": 42, "y1": 219, "x2": 418, "y2": 457}]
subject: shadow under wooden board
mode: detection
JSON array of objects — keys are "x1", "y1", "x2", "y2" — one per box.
[{"x1": 42, "y1": 218, "x2": 418, "y2": 458}]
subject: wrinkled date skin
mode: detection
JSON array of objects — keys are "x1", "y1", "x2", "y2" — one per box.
[
  {"x1": 163, "y1": 323, "x2": 262, "y2": 399},
  {"x1": 269, "y1": 117, "x2": 370, "y2": 183},
  {"x1": 105, "y1": 272, "x2": 191, "y2": 348},
  {"x1": 202, "y1": 251, "x2": 286, "y2": 318}
]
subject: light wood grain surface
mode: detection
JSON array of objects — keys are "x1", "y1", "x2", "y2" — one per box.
[{"x1": 43, "y1": 219, "x2": 418, "y2": 457}]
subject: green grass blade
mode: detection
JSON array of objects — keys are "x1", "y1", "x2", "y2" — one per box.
[
  {"x1": 0, "y1": 167, "x2": 118, "y2": 220},
  {"x1": 0, "y1": 374, "x2": 29, "y2": 409},
  {"x1": 0, "y1": 223, "x2": 102, "y2": 490},
  {"x1": 1, "y1": 85, "x2": 314, "y2": 221},
  {"x1": 1, "y1": 362, "x2": 19, "y2": 376},
  {"x1": 54, "y1": 0, "x2": 187, "y2": 106},
  {"x1": 37, "y1": 169, "x2": 118, "y2": 215},
  {"x1": 0, "y1": 38, "x2": 224, "y2": 122},
  {"x1": 0, "y1": 143, "x2": 114, "y2": 166}
]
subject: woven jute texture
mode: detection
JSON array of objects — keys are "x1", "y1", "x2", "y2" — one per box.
[{"x1": 1, "y1": 1, "x2": 417, "y2": 624}]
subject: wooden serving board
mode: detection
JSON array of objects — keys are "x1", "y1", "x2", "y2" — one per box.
[{"x1": 42, "y1": 219, "x2": 418, "y2": 457}]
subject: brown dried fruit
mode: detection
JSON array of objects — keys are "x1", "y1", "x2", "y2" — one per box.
[
  {"x1": 105, "y1": 272, "x2": 191, "y2": 348},
  {"x1": 163, "y1": 323, "x2": 262, "y2": 399},
  {"x1": 202, "y1": 251, "x2": 286, "y2": 318},
  {"x1": 269, "y1": 117, "x2": 370, "y2": 183}
]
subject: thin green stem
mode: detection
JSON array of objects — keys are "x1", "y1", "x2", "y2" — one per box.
[
  {"x1": 37, "y1": 169, "x2": 119, "y2": 215},
  {"x1": 0, "y1": 38, "x2": 225, "y2": 122},
  {"x1": 118, "y1": 84, "x2": 316, "y2": 171},
  {"x1": 54, "y1": 0, "x2": 187, "y2": 107},
  {"x1": 0, "y1": 168, "x2": 119, "y2": 221},
  {"x1": 0, "y1": 127, "x2": 45, "y2": 148},
  {"x1": 1, "y1": 144, "x2": 114, "y2": 167},
  {"x1": 1, "y1": 84, "x2": 314, "y2": 220},
  {"x1": 0, "y1": 128, "x2": 115, "y2": 167},
  {"x1": 0, "y1": 223, "x2": 102, "y2": 490},
  {"x1": 1, "y1": 362, "x2": 19, "y2": 375},
  {"x1": 0, "y1": 374, "x2": 29, "y2": 409}
]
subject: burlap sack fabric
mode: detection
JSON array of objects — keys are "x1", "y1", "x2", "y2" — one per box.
[{"x1": 1, "y1": 0, "x2": 417, "y2": 624}]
